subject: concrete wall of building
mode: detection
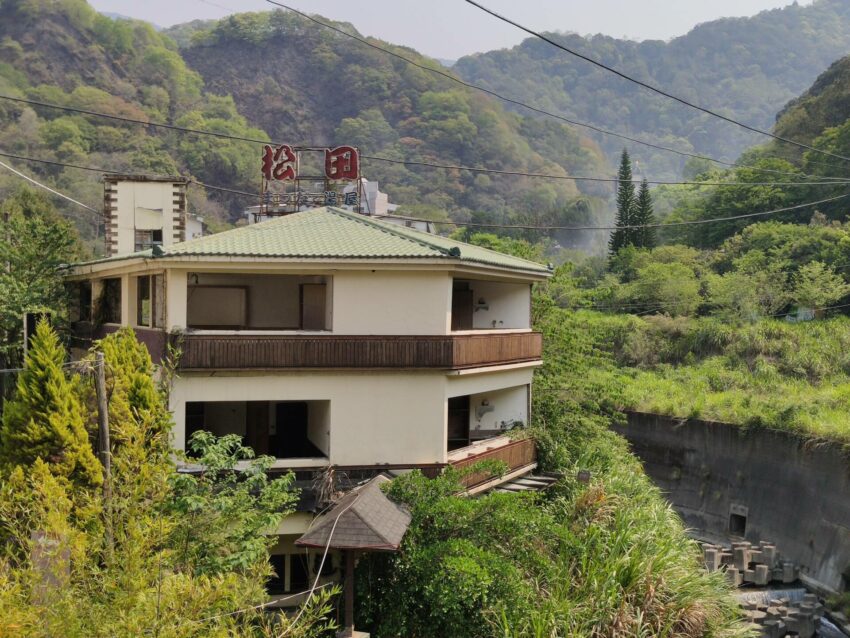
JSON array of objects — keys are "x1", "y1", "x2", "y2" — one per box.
[
  {"x1": 171, "y1": 371, "x2": 448, "y2": 465},
  {"x1": 467, "y1": 281, "x2": 531, "y2": 330},
  {"x1": 331, "y1": 270, "x2": 452, "y2": 335},
  {"x1": 110, "y1": 180, "x2": 184, "y2": 256},
  {"x1": 614, "y1": 412, "x2": 850, "y2": 593},
  {"x1": 467, "y1": 385, "x2": 528, "y2": 434}
]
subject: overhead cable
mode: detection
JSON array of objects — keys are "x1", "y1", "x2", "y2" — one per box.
[
  {"x1": 264, "y1": 0, "x2": 847, "y2": 182},
  {"x1": 462, "y1": 0, "x2": 850, "y2": 164},
  {"x1": 388, "y1": 192, "x2": 850, "y2": 231}
]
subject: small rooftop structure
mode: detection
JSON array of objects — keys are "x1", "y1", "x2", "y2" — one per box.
[{"x1": 295, "y1": 475, "x2": 410, "y2": 552}]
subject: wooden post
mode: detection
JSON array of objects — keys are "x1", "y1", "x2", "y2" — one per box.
[
  {"x1": 343, "y1": 550, "x2": 355, "y2": 637},
  {"x1": 94, "y1": 352, "x2": 113, "y2": 558}
]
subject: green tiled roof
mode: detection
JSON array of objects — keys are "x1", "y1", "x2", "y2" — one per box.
[{"x1": 74, "y1": 208, "x2": 551, "y2": 275}]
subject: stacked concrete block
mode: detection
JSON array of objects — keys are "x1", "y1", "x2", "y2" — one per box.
[
  {"x1": 701, "y1": 540, "x2": 800, "y2": 588},
  {"x1": 700, "y1": 541, "x2": 828, "y2": 637},
  {"x1": 740, "y1": 594, "x2": 825, "y2": 637}
]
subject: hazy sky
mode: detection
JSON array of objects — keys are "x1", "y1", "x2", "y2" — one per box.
[{"x1": 89, "y1": 0, "x2": 814, "y2": 59}]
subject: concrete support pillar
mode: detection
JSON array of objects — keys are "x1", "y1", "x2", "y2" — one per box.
[{"x1": 165, "y1": 269, "x2": 188, "y2": 331}]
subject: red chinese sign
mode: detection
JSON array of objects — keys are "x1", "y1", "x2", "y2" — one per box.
[
  {"x1": 324, "y1": 146, "x2": 359, "y2": 180},
  {"x1": 262, "y1": 144, "x2": 297, "y2": 181}
]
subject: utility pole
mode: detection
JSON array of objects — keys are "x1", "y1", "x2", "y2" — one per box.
[{"x1": 94, "y1": 351, "x2": 113, "y2": 559}]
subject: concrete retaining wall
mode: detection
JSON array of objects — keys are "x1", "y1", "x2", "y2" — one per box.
[{"x1": 613, "y1": 413, "x2": 850, "y2": 592}]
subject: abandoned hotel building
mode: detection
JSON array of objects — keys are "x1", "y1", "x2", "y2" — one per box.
[{"x1": 64, "y1": 175, "x2": 550, "y2": 603}]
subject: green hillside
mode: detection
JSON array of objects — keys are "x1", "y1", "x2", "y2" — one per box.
[
  {"x1": 0, "y1": 0, "x2": 610, "y2": 254},
  {"x1": 454, "y1": 0, "x2": 850, "y2": 179}
]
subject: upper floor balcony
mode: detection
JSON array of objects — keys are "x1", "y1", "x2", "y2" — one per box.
[{"x1": 176, "y1": 331, "x2": 542, "y2": 371}]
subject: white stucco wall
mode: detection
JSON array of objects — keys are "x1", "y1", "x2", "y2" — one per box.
[
  {"x1": 112, "y1": 181, "x2": 182, "y2": 256},
  {"x1": 467, "y1": 385, "x2": 528, "y2": 434},
  {"x1": 171, "y1": 372, "x2": 448, "y2": 465},
  {"x1": 468, "y1": 280, "x2": 531, "y2": 330},
  {"x1": 331, "y1": 271, "x2": 452, "y2": 335}
]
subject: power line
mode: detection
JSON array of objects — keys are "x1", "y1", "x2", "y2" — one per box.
[
  {"x1": 462, "y1": 0, "x2": 850, "y2": 165},
  {"x1": 4, "y1": 146, "x2": 850, "y2": 202},
  {"x1": 0, "y1": 150, "x2": 258, "y2": 199},
  {"x1": 390, "y1": 192, "x2": 850, "y2": 231},
  {"x1": 361, "y1": 155, "x2": 850, "y2": 187},
  {"x1": 0, "y1": 158, "x2": 100, "y2": 214},
  {"x1": 0, "y1": 94, "x2": 325, "y2": 151},
  {"x1": 264, "y1": 0, "x2": 848, "y2": 183},
  {"x1": 6, "y1": 92, "x2": 850, "y2": 186}
]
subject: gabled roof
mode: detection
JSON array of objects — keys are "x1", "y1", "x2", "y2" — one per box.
[
  {"x1": 295, "y1": 475, "x2": 411, "y2": 552},
  {"x1": 71, "y1": 207, "x2": 551, "y2": 276}
]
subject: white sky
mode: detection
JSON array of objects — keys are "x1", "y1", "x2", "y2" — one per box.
[{"x1": 89, "y1": 0, "x2": 814, "y2": 60}]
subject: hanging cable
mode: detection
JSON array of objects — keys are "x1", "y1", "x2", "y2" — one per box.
[
  {"x1": 263, "y1": 0, "x2": 848, "y2": 182},
  {"x1": 382, "y1": 192, "x2": 850, "y2": 231},
  {"x1": 462, "y1": 0, "x2": 850, "y2": 164},
  {"x1": 0, "y1": 158, "x2": 100, "y2": 214}
]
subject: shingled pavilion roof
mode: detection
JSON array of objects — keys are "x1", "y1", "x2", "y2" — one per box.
[{"x1": 295, "y1": 475, "x2": 411, "y2": 552}]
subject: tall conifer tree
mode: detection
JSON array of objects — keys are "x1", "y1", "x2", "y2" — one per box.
[
  {"x1": 609, "y1": 149, "x2": 636, "y2": 256},
  {"x1": 634, "y1": 179, "x2": 657, "y2": 249},
  {"x1": 0, "y1": 320, "x2": 101, "y2": 488}
]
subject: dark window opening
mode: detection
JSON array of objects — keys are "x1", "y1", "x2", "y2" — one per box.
[
  {"x1": 137, "y1": 276, "x2": 151, "y2": 327},
  {"x1": 98, "y1": 278, "x2": 122, "y2": 324},
  {"x1": 68, "y1": 282, "x2": 92, "y2": 323},
  {"x1": 451, "y1": 281, "x2": 473, "y2": 331},
  {"x1": 267, "y1": 554, "x2": 286, "y2": 596},
  {"x1": 730, "y1": 513, "x2": 747, "y2": 537},
  {"x1": 313, "y1": 553, "x2": 336, "y2": 578},
  {"x1": 135, "y1": 228, "x2": 163, "y2": 252},
  {"x1": 290, "y1": 553, "x2": 309, "y2": 592},
  {"x1": 447, "y1": 396, "x2": 470, "y2": 451},
  {"x1": 185, "y1": 401, "x2": 325, "y2": 459}
]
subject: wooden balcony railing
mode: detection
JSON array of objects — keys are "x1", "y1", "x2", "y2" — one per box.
[
  {"x1": 450, "y1": 437, "x2": 537, "y2": 489},
  {"x1": 71, "y1": 322, "x2": 168, "y2": 362},
  {"x1": 176, "y1": 332, "x2": 542, "y2": 371}
]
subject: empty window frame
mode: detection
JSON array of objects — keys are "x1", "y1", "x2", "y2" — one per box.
[
  {"x1": 135, "y1": 229, "x2": 163, "y2": 252},
  {"x1": 136, "y1": 274, "x2": 164, "y2": 328}
]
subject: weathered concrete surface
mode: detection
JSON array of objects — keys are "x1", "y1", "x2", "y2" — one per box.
[{"x1": 613, "y1": 413, "x2": 850, "y2": 592}]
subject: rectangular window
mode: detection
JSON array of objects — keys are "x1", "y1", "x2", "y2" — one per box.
[
  {"x1": 137, "y1": 276, "x2": 151, "y2": 327},
  {"x1": 135, "y1": 274, "x2": 165, "y2": 328},
  {"x1": 99, "y1": 278, "x2": 122, "y2": 324},
  {"x1": 134, "y1": 229, "x2": 163, "y2": 252}
]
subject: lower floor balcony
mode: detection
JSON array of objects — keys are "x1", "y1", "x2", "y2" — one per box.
[{"x1": 448, "y1": 436, "x2": 538, "y2": 491}]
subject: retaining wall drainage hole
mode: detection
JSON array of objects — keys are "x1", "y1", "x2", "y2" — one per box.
[{"x1": 730, "y1": 513, "x2": 747, "y2": 536}]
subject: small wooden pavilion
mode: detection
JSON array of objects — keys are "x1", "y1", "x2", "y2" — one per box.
[{"x1": 295, "y1": 475, "x2": 411, "y2": 638}]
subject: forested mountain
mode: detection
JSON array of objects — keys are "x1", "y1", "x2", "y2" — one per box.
[
  {"x1": 0, "y1": 0, "x2": 610, "y2": 255},
  {"x1": 454, "y1": 0, "x2": 850, "y2": 179}
]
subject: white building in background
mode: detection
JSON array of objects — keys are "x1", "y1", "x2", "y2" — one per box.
[{"x1": 66, "y1": 176, "x2": 548, "y2": 604}]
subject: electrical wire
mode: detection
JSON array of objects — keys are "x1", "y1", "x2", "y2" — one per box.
[
  {"x1": 0, "y1": 94, "x2": 326, "y2": 151},
  {"x1": 360, "y1": 155, "x2": 850, "y2": 186},
  {"x1": 188, "y1": 583, "x2": 334, "y2": 624},
  {"x1": 385, "y1": 192, "x2": 850, "y2": 231},
  {"x1": 284, "y1": 491, "x2": 363, "y2": 635},
  {"x1": 462, "y1": 0, "x2": 850, "y2": 165},
  {"x1": 0, "y1": 158, "x2": 99, "y2": 214},
  {"x1": 263, "y1": 0, "x2": 849, "y2": 183},
  {"x1": 3, "y1": 146, "x2": 850, "y2": 198}
]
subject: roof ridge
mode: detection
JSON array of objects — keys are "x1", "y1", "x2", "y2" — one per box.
[{"x1": 326, "y1": 207, "x2": 459, "y2": 258}]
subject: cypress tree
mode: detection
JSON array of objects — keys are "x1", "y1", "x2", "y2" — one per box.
[
  {"x1": 0, "y1": 320, "x2": 101, "y2": 488},
  {"x1": 609, "y1": 149, "x2": 636, "y2": 256},
  {"x1": 633, "y1": 179, "x2": 657, "y2": 249}
]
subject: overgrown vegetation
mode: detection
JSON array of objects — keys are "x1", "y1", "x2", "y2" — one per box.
[
  {"x1": 0, "y1": 325, "x2": 336, "y2": 636},
  {"x1": 353, "y1": 253, "x2": 750, "y2": 638}
]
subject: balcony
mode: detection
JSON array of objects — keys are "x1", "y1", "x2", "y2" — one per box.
[
  {"x1": 448, "y1": 436, "x2": 538, "y2": 491},
  {"x1": 176, "y1": 332, "x2": 542, "y2": 371}
]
